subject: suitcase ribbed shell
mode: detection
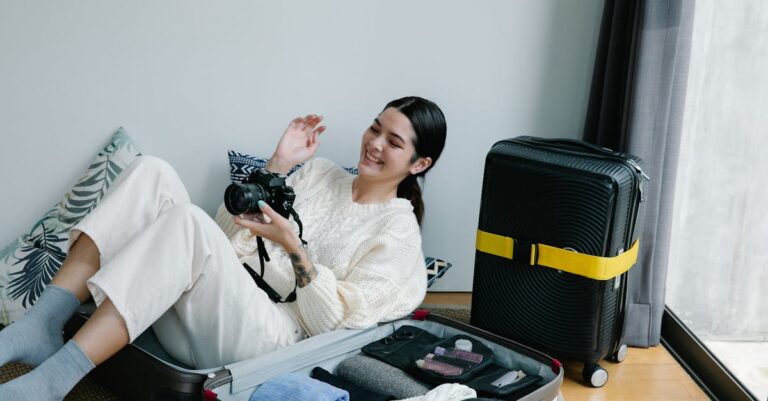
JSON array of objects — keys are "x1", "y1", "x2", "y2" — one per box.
[{"x1": 471, "y1": 137, "x2": 643, "y2": 365}]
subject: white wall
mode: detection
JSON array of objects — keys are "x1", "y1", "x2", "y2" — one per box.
[{"x1": 0, "y1": 0, "x2": 604, "y2": 291}]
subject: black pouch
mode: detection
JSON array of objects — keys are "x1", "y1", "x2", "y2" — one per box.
[
  {"x1": 463, "y1": 364, "x2": 541, "y2": 398},
  {"x1": 361, "y1": 325, "x2": 442, "y2": 371},
  {"x1": 411, "y1": 334, "x2": 494, "y2": 384},
  {"x1": 362, "y1": 327, "x2": 495, "y2": 384}
]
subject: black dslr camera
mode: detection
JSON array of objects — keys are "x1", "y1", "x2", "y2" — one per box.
[
  {"x1": 224, "y1": 169, "x2": 296, "y2": 218},
  {"x1": 225, "y1": 169, "x2": 306, "y2": 304}
]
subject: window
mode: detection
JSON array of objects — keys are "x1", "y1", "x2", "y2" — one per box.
[{"x1": 666, "y1": 1, "x2": 768, "y2": 399}]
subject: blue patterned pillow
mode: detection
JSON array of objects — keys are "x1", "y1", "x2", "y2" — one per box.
[
  {"x1": 228, "y1": 150, "x2": 357, "y2": 182},
  {"x1": 0, "y1": 128, "x2": 142, "y2": 325},
  {"x1": 227, "y1": 151, "x2": 451, "y2": 288},
  {"x1": 425, "y1": 258, "x2": 452, "y2": 288}
]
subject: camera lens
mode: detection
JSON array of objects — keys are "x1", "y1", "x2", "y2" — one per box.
[{"x1": 224, "y1": 183, "x2": 265, "y2": 215}]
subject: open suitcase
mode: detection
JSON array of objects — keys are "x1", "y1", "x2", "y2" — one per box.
[
  {"x1": 470, "y1": 136, "x2": 647, "y2": 388},
  {"x1": 65, "y1": 308, "x2": 564, "y2": 401}
]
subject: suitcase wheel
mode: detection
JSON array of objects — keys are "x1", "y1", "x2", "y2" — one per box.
[
  {"x1": 609, "y1": 343, "x2": 628, "y2": 363},
  {"x1": 583, "y1": 364, "x2": 609, "y2": 388}
]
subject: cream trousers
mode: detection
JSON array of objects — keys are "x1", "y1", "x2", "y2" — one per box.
[{"x1": 68, "y1": 156, "x2": 302, "y2": 369}]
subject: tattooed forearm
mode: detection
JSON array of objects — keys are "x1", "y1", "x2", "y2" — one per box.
[{"x1": 289, "y1": 251, "x2": 317, "y2": 288}]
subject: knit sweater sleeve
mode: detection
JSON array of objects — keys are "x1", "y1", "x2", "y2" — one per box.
[
  {"x1": 296, "y1": 217, "x2": 428, "y2": 335},
  {"x1": 286, "y1": 157, "x2": 336, "y2": 195}
]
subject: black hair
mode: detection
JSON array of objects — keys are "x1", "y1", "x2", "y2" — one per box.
[{"x1": 385, "y1": 96, "x2": 447, "y2": 226}]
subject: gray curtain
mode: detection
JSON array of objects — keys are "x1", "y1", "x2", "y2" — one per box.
[
  {"x1": 584, "y1": 0, "x2": 696, "y2": 347},
  {"x1": 623, "y1": 0, "x2": 695, "y2": 347}
]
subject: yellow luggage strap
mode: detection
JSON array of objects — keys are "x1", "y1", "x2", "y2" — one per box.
[{"x1": 475, "y1": 229, "x2": 639, "y2": 280}]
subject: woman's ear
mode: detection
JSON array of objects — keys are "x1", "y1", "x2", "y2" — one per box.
[{"x1": 410, "y1": 156, "x2": 433, "y2": 175}]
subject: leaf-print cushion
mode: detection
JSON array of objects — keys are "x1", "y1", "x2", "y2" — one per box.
[
  {"x1": 0, "y1": 128, "x2": 141, "y2": 325},
  {"x1": 228, "y1": 150, "x2": 451, "y2": 288}
]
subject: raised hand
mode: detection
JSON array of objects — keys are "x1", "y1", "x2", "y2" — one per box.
[{"x1": 268, "y1": 114, "x2": 326, "y2": 175}]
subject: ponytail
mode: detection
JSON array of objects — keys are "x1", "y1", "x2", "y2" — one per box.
[
  {"x1": 385, "y1": 96, "x2": 446, "y2": 227},
  {"x1": 397, "y1": 174, "x2": 425, "y2": 226}
]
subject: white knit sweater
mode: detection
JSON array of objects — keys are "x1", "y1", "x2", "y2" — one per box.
[{"x1": 214, "y1": 158, "x2": 427, "y2": 336}]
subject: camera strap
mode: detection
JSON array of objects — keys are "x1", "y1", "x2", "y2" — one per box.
[
  {"x1": 289, "y1": 208, "x2": 305, "y2": 242},
  {"x1": 243, "y1": 261, "x2": 296, "y2": 303},
  {"x1": 241, "y1": 236, "x2": 298, "y2": 303},
  {"x1": 241, "y1": 205, "x2": 308, "y2": 304}
]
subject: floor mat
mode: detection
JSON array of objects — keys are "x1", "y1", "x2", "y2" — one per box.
[{"x1": 430, "y1": 307, "x2": 471, "y2": 323}]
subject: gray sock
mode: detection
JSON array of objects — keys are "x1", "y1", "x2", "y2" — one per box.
[
  {"x1": 0, "y1": 285, "x2": 80, "y2": 367},
  {"x1": 0, "y1": 340, "x2": 95, "y2": 401},
  {"x1": 336, "y1": 355, "x2": 431, "y2": 399}
]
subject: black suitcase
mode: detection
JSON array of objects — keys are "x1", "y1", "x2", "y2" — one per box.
[
  {"x1": 65, "y1": 307, "x2": 564, "y2": 401},
  {"x1": 470, "y1": 136, "x2": 647, "y2": 387}
]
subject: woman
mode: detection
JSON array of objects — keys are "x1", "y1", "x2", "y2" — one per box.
[{"x1": 0, "y1": 96, "x2": 446, "y2": 400}]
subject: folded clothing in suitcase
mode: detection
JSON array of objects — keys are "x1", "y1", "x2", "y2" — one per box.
[
  {"x1": 65, "y1": 309, "x2": 563, "y2": 401},
  {"x1": 471, "y1": 136, "x2": 648, "y2": 387}
]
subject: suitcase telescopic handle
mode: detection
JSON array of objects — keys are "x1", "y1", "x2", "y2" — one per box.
[{"x1": 521, "y1": 137, "x2": 620, "y2": 156}]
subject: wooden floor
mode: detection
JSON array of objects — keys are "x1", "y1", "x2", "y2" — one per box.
[{"x1": 423, "y1": 293, "x2": 711, "y2": 401}]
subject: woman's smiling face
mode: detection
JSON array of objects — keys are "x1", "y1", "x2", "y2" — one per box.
[{"x1": 357, "y1": 107, "x2": 424, "y2": 184}]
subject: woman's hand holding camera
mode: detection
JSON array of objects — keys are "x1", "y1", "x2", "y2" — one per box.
[
  {"x1": 268, "y1": 114, "x2": 326, "y2": 175},
  {"x1": 233, "y1": 201, "x2": 301, "y2": 252}
]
